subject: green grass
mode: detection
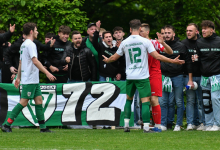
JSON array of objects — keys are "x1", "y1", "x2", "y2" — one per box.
[{"x1": 0, "y1": 128, "x2": 220, "y2": 150}]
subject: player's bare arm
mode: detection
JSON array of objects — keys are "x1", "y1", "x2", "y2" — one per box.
[
  {"x1": 102, "y1": 53, "x2": 121, "y2": 63},
  {"x1": 32, "y1": 57, "x2": 56, "y2": 82},
  {"x1": 150, "y1": 51, "x2": 185, "y2": 65},
  {"x1": 155, "y1": 32, "x2": 173, "y2": 54}
]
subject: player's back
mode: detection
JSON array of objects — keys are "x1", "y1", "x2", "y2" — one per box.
[{"x1": 118, "y1": 35, "x2": 155, "y2": 80}]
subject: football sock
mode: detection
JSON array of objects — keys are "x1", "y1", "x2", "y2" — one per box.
[
  {"x1": 144, "y1": 123, "x2": 150, "y2": 131},
  {"x1": 35, "y1": 104, "x2": 46, "y2": 129},
  {"x1": 124, "y1": 99, "x2": 132, "y2": 119},
  {"x1": 124, "y1": 119, "x2": 130, "y2": 127},
  {"x1": 142, "y1": 102, "x2": 150, "y2": 124},
  {"x1": 6, "y1": 103, "x2": 24, "y2": 126},
  {"x1": 152, "y1": 105, "x2": 161, "y2": 127}
]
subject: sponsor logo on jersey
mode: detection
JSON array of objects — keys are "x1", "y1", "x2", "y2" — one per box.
[
  {"x1": 211, "y1": 48, "x2": 220, "y2": 51},
  {"x1": 129, "y1": 65, "x2": 143, "y2": 69},
  {"x1": 188, "y1": 49, "x2": 194, "y2": 52},
  {"x1": 55, "y1": 48, "x2": 64, "y2": 51},
  {"x1": 173, "y1": 50, "x2": 179, "y2": 53},
  {"x1": 125, "y1": 42, "x2": 143, "y2": 47},
  {"x1": 200, "y1": 48, "x2": 209, "y2": 51},
  {"x1": 104, "y1": 50, "x2": 113, "y2": 56}
]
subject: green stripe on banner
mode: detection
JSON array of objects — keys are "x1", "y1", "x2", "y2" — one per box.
[
  {"x1": 0, "y1": 81, "x2": 126, "y2": 95},
  {"x1": 4, "y1": 111, "x2": 134, "y2": 127},
  {"x1": 0, "y1": 83, "x2": 20, "y2": 95}
]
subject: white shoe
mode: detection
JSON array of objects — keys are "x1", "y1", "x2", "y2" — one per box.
[
  {"x1": 197, "y1": 123, "x2": 205, "y2": 131},
  {"x1": 133, "y1": 124, "x2": 141, "y2": 129},
  {"x1": 209, "y1": 125, "x2": 220, "y2": 131},
  {"x1": 161, "y1": 125, "x2": 167, "y2": 131},
  {"x1": 186, "y1": 124, "x2": 193, "y2": 131},
  {"x1": 203, "y1": 126, "x2": 212, "y2": 131},
  {"x1": 173, "y1": 125, "x2": 181, "y2": 131}
]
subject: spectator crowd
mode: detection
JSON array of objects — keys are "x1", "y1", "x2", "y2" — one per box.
[{"x1": 0, "y1": 19, "x2": 219, "y2": 131}]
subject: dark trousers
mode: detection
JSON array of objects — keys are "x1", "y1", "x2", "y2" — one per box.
[{"x1": 46, "y1": 74, "x2": 68, "y2": 83}]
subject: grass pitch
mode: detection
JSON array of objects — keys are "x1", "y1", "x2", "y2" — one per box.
[{"x1": 0, "y1": 128, "x2": 220, "y2": 150}]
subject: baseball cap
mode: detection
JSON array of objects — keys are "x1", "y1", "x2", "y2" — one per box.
[{"x1": 87, "y1": 23, "x2": 96, "y2": 29}]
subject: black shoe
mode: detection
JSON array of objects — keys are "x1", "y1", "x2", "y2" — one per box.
[
  {"x1": 124, "y1": 127, "x2": 130, "y2": 132},
  {"x1": 1, "y1": 125, "x2": 12, "y2": 132},
  {"x1": 40, "y1": 128, "x2": 53, "y2": 133},
  {"x1": 143, "y1": 129, "x2": 156, "y2": 133}
]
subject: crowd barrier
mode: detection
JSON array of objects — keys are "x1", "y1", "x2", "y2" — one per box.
[{"x1": 0, "y1": 82, "x2": 135, "y2": 127}]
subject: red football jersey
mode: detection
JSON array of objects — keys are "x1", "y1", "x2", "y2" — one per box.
[{"x1": 148, "y1": 39, "x2": 164, "y2": 78}]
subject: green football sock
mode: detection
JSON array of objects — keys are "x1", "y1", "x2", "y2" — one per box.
[
  {"x1": 124, "y1": 99, "x2": 132, "y2": 119},
  {"x1": 35, "y1": 104, "x2": 46, "y2": 129},
  {"x1": 142, "y1": 101, "x2": 151, "y2": 123},
  {"x1": 6, "y1": 103, "x2": 24, "y2": 126}
]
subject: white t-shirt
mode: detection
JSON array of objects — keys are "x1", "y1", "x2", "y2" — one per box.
[
  {"x1": 116, "y1": 35, "x2": 155, "y2": 80},
  {"x1": 20, "y1": 39, "x2": 39, "y2": 84}
]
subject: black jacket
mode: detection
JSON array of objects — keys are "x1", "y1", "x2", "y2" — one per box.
[
  {"x1": 92, "y1": 31, "x2": 120, "y2": 78},
  {"x1": 59, "y1": 43, "x2": 97, "y2": 81},
  {"x1": 4, "y1": 37, "x2": 50, "y2": 70},
  {"x1": 0, "y1": 30, "x2": 13, "y2": 46},
  {"x1": 196, "y1": 33, "x2": 220, "y2": 77},
  {"x1": 160, "y1": 37, "x2": 192, "y2": 77},
  {"x1": 44, "y1": 35, "x2": 71, "y2": 75},
  {"x1": 181, "y1": 34, "x2": 201, "y2": 77}
]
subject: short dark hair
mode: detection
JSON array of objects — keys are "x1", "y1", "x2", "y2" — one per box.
[
  {"x1": 201, "y1": 20, "x2": 215, "y2": 29},
  {"x1": 113, "y1": 26, "x2": 123, "y2": 33},
  {"x1": 58, "y1": 25, "x2": 71, "y2": 34},
  {"x1": 141, "y1": 23, "x2": 150, "y2": 31},
  {"x1": 71, "y1": 30, "x2": 81, "y2": 38},
  {"x1": 45, "y1": 32, "x2": 55, "y2": 38},
  {"x1": 129, "y1": 19, "x2": 141, "y2": 30},
  {"x1": 102, "y1": 31, "x2": 112, "y2": 39},
  {"x1": 164, "y1": 25, "x2": 175, "y2": 32},
  {"x1": 23, "y1": 22, "x2": 37, "y2": 35},
  {"x1": 187, "y1": 23, "x2": 199, "y2": 30}
]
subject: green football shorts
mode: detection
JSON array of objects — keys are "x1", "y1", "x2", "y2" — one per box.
[
  {"x1": 126, "y1": 78, "x2": 151, "y2": 98},
  {"x1": 21, "y1": 84, "x2": 42, "y2": 99}
]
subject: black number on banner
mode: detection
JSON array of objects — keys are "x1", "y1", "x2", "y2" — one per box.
[
  {"x1": 0, "y1": 88, "x2": 8, "y2": 125},
  {"x1": 86, "y1": 83, "x2": 121, "y2": 125},
  {"x1": 61, "y1": 82, "x2": 92, "y2": 125}
]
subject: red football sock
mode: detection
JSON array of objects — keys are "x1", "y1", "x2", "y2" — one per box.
[{"x1": 152, "y1": 105, "x2": 161, "y2": 124}]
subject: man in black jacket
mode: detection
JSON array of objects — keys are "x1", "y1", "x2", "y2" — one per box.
[
  {"x1": 92, "y1": 21, "x2": 121, "y2": 81},
  {"x1": 4, "y1": 34, "x2": 55, "y2": 83},
  {"x1": 194, "y1": 20, "x2": 220, "y2": 131},
  {"x1": 63, "y1": 31, "x2": 97, "y2": 82},
  {"x1": 44, "y1": 25, "x2": 71, "y2": 83},
  {"x1": 181, "y1": 23, "x2": 205, "y2": 131},
  {"x1": 159, "y1": 25, "x2": 193, "y2": 131},
  {"x1": 0, "y1": 24, "x2": 15, "y2": 83}
]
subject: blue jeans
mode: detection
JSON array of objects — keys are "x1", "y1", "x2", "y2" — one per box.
[
  {"x1": 159, "y1": 75, "x2": 184, "y2": 126},
  {"x1": 99, "y1": 75, "x2": 115, "y2": 81},
  {"x1": 134, "y1": 90, "x2": 141, "y2": 125},
  {"x1": 200, "y1": 74, "x2": 220, "y2": 126},
  {"x1": 184, "y1": 76, "x2": 204, "y2": 125}
]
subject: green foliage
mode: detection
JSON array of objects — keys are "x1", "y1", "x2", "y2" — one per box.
[
  {"x1": 82, "y1": 0, "x2": 220, "y2": 40},
  {"x1": 0, "y1": 0, "x2": 88, "y2": 43}
]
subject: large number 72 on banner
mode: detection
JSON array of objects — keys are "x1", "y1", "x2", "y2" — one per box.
[{"x1": 61, "y1": 82, "x2": 121, "y2": 126}]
